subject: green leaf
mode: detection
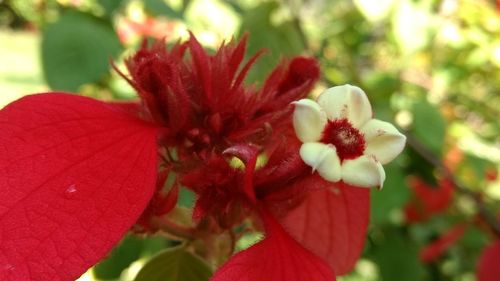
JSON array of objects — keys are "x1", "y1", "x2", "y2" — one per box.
[
  {"x1": 238, "y1": 2, "x2": 305, "y2": 83},
  {"x1": 41, "y1": 10, "x2": 122, "y2": 92},
  {"x1": 141, "y1": 236, "x2": 173, "y2": 258},
  {"x1": 411, "y1": 100, "x2": 446, "y2": 155},
  {"x1": 464, "y1": 153, "x2": 494, "y2": 181},
  {"x1": 98, "y1": 0, "x2": 126, "y2": 17},
  {"x1": 144, "y1": 0, "x2": 184, "y2": 19},
  {"x1": 134, "y1": 247, "x2": 212, "y2": 281},
  {"x1": 93, "y1": 235, "x2": 143, "y2": 280},
  {"x1": 178, "y1": 187, "x2": 195, "y2": 208},
  {"x1": 369, "y1": 228, "x2": 426, "y2": 281},
  {"x1": 371, "y1": 162, "x2": 409, "y2": 225}
]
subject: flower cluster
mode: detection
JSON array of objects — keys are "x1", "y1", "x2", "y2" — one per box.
[{"x1": 0, "y1": 34, "x2": 404, "y2": 281}]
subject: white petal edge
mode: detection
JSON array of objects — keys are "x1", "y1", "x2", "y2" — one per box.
[
  {"x1": 300, "y1": 142, "x2": 341, "y2": 182},
  {"x1": 317, "y1": 84, "x2": 372, "y2": 128},
  {"x1": 341, "y1": 155, "x2": 386, "y2": 188},
  {"x1": 361, "y1": 119, "x2": 406, "y2": 165},
  {"x1": 293, "y1": 99, "x2": 327, "y2": 142}
]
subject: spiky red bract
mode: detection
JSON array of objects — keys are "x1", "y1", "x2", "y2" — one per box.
[
  {"x1": 0, "y1": 94, "x2": 159, "y2": 280},
  {"x1": 477, "y1": 241, "x2": 500, "y2": 281},
  {"x1": 419, "y1": 224, "x2": 466, "y2": 263},
  {"x1": 210, "y1": 210, "x2": 336, "y2": 281},
  {"x1": 404, "y1": 177, "x2": 454, "y2": 223},
  {"x1": 124, "y1": 35, "x2": 319, "y2": 155},
  {"x1": 124, "y1": 35, "x2": 320, "y2": 228},
  {"x1": 278, "y1": 182, "x2": 370, "y2": 275}
]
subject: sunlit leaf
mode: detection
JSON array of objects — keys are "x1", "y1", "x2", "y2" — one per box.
[
  {"x1": 391, "y1": 0, "x2": 433, "y2": 53},
  {"x1": 354, "y1": 0, "x2": 395, "y2": 22},
  {"x1": 93, "y1": 235, "x2": 144, "y2": 280}
]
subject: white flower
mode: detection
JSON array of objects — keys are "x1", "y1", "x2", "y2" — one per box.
[{"x1": 293, "y1": 84, "x2": 406, "y2": 188}]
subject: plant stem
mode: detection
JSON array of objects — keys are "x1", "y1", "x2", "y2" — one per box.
[{"x1": 153, "y1": 217, "x2": 196, "y2": 240}]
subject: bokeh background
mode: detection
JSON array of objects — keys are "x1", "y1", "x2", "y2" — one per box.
[{"x1": 0, "y1": 0, "x2": 499, "y2": 280}]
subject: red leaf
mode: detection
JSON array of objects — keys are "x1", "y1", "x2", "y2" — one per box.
[
  {"x1": 211, "y1": 211, "x2": 336, "y2": 281},
  {"x1": 419, "y1": 224, "x2": 466, "y2": 263},
  {"x1": 477, "y1": 241, "x2": 500, "y2": 281},
  {"x1": 280, "y1": 182, "x2": 370, "y2": 275},
  {"x1": 0, "y1": 93, "x2": 159, "y2": 280}
]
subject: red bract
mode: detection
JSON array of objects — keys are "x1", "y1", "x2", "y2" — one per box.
[
  {"x1": 211, "y1": 210, "x2": 336, "y2": 281},
  {"x1": 477, "y1": 241, "x2": 500, "y2": 281},
  {"x1": 404, "y1": 176, "x2": 454, "y2": 223},
  {"x1": 0, "y1": 34, "x2": 370, "y2": 281},
  {"x1": 0, "y1": 94, "x2": 159, "y2": 280},
  {"x1": 279, "y1": 182, "x2": 369, "y2": 275}
]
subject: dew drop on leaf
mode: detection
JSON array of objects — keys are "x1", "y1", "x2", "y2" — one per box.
[{"x1": 65, "y1": 184, "x2": 77, "y2": 198}]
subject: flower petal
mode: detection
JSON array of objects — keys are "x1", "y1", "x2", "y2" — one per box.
[
  {"x1": 279, "y1": 182, "x2": 370, "y2": 275},
  {"x1": 361, "y1": 119, "x2": 406, "y2": 164},
  {"x1": 342, "y1": 155, "x2": 385, "y2": 188},
  {"x1": 0, "y1": 93, "x2": 159, "y2": 280},
  {"x1": 300, "y1": 143, "x2": 341, "y2": 182},
  {"x1": 317, "y1": 84, "x2": 372, "y2": 128},
  {"x1": 211, "y1": 211, "x2": 336, "y2": 281},
  {"x1": 292, "y1": 99, "x2": 327, "y2": 142}
]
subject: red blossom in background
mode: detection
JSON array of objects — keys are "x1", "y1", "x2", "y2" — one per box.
[
  {"x1": 419, "y1": 224, "x2": 466, "y2": 263},
  {"x1": 0, "y1": 34, "x2": 379, "y2": 281},
  {"x1": 404, "y1": 176, "x2": 455, "y2": 223},
  {"x1": 477, "y1": 241, "x2": 500, "y2": 281}
]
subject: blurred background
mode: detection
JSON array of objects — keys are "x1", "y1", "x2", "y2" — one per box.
[{"x1": 0, "y1": 0, "x2": 499, "y2": 280}]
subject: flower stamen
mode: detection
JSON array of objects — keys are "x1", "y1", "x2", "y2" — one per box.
[{"x1": 321, "y1": 119, "x2": 365, "y2": 161}]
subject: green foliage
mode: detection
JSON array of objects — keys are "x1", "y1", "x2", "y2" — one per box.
[
  {"x1": 144, "y1": 0, "x2": 184, "y2": 19},
  {"x1": 238, "y1": 2, "x2": 305, "y2": 83},
  {"x1": 368, "y1": 228, "x2": 425, "y2": 281},
  {"x1": 178, "y1": 187, "x2": 196, "y2": 208},
  {"x1": 371, "y1": 162, "x2": 409, "y2": 225},
  {"x1": 93, "y1": 235, "x2": 144, "y2": 280},
  {"x1": 97, "y1": 0, "x2": 127, "y2": 18},
  {"x1": 134, "y1": 247, "x2": 212, "y2": 281},
  {"x1": 93, "y1": 235, "x2": 171, "y2": 280},
  {"x1": 411, "y1": 100, "x2": 446, "y2": 155},
  {"x1": 41, "y1": 10, "x2": 122, "y2": 92}
]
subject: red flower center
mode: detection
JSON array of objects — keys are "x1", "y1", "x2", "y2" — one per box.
[{"x1": 320, "y1": 119, "x2": 365, "y2": 161}]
